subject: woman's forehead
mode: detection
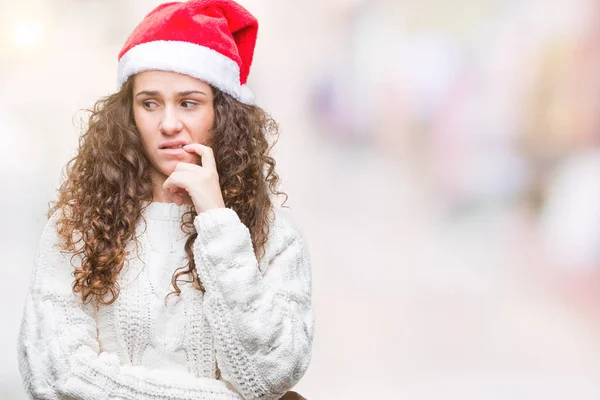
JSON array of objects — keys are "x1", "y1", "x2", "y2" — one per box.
[{"x1": 133, "y1": 71, "x2": 212, "y2": 93}]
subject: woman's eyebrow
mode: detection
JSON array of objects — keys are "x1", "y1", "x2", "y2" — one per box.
[
  {"x1": 135, "y1": 90, "x2": 160, "y2": 97},
  {"x1": 177, "y1": 90, "x2": 208, "y2": 97},
  {"x1": 135, "y1": 90, "x2": 208, "y2": 97}
]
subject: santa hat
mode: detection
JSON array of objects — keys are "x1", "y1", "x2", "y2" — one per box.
[{"x1": 117, "y1": 0, "x2": 258, "y2": 104}]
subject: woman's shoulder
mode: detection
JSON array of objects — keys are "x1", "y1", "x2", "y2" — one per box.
[
  {"x1": 46, "y1": 200, "x2": 76, "y2": 225},
  {"x1": 269, "y1": 205, "x2": 306, "y2": 240},
  {"x1": 42, "y1": 202, "x2": 83, "y2": 252},
  {"x1": 260, "y1": 205, "x2": 310, "y2": 266},
  {"x1": 42, "y1": 206, "x2": 66, "y2": 239},
  {"x1": 30, "y1": 204, "x2": 82, "y2": 286}
]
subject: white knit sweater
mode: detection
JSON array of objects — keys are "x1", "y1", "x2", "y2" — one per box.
[{"x1": 17, "y1": 201, "x2": 314, "y2": 400}]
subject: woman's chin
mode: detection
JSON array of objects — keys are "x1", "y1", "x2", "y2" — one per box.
[
  {"x1": 152, "y1": 155, "x2": 197, "y2": 177},
  {"x1": 159, "y1": 159, "x2": 188, "y2": 173},
  {"x1": 152, "y1": 161, "x2": 175, "y2": 177}
]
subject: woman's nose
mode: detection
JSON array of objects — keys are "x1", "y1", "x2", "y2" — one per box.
[{"x1": 159, "y1": 107, "x2": 183, "y2": 134}]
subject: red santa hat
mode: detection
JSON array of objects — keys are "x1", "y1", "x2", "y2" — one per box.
[{"x1": 117, "y1": 0, "x2": 258, "y2": 104}]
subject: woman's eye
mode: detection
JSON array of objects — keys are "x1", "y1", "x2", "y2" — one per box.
[
  {"x1": 181, "y1": 101, "x2": 198, "y2": 109},
  {"x1": 143, "y1": 101, "x2": 158, "y2": 109}
]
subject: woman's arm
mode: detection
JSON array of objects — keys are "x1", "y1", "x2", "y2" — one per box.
[
  {"x1": 193, "y1": 207, "x2": 315, "y2": 400},
  {"x1": 17, "y1": 209, "x2": 242, "y2": 400}
]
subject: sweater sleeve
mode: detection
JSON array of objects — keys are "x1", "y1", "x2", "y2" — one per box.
[
  {"x1": 17, "y1": 208, "x2": 242, "y2": 400},
  {"x1": 192, "y1": 207, "x2": 315, "y2": 400}
]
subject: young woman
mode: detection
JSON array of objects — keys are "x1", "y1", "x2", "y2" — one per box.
[{"x1": 17, "y1": 1, "x2": 314, "y2": 399}]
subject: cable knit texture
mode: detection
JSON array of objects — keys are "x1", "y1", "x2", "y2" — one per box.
[{"x1": 17, "y1": 201, "x2": 314, "y2": 400}]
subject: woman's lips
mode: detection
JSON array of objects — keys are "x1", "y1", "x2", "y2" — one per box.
[{"x1": 160, "y1": 147, "x2": 187, "y2": 156}]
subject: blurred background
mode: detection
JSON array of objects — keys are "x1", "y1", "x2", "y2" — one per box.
[{"x1": 2, "y1": 0, "x2": 600, "y2": 398}]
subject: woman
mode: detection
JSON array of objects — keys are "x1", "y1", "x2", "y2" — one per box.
[{"x1": 17, "y1": 1, "x2": 314, "y2": 399}]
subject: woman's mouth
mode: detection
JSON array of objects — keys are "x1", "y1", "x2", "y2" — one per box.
[{"x1": 160, "y1": 146, "x2": 187, "y2": 155}]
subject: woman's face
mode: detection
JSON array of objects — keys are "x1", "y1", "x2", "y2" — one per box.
[{"x1": 132, "y1": 70, "x2": 215, "y2": 184}]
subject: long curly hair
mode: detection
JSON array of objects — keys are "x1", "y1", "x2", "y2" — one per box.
[{"x1": 48, "y1": 77, "x2": 288, "y2": 306}]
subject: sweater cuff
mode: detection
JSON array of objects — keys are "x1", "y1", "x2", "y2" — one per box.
[{"x1": 194, "y1": 207, "x2": 241, "y2": 240}]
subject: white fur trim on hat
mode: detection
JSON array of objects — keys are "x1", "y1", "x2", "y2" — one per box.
[{"x1": 116, "y1": 40, "x2": 255, "y2": 104}]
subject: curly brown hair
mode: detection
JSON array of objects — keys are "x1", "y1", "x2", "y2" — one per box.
[{"x1": 48, "y1": 77, "x2": 288, "y2": 306}]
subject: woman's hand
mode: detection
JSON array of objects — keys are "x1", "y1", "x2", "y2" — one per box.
[{"x1": 162, "y1": 143, "x2": 226, "y2": 214}]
